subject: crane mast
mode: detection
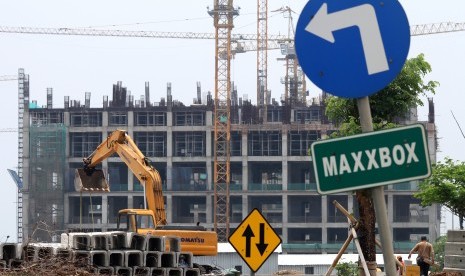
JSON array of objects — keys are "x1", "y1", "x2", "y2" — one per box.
[
  {"x1": 257, "y1": 0, "x2": 268, "y2": 123},
  {"x1": 208, "y1": 0, "x2": 238, "y2": 242}
]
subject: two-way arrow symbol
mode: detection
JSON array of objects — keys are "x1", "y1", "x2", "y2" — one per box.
[
  {"x1": 256, "y1": 223, "x2": 269, "y2": 255},
  {"x1": 242, "y1": 223, "x2": 269, "y2": 257},
  {"x1": 242, "y1": 225, "x2": 254, "y2": 257},
  {"x1": 305, "y1": 3, "x2": 389, "y2": 75}
]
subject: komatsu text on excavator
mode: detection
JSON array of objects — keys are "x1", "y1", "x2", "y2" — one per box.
[{"x1": 75, "y1": 129, "x2": 217, "y2": 256}]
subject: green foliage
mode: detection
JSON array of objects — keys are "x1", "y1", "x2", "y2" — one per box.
[
  {"x1": 325, "y1": 54, "x2": 438, "y2": 125},
  {"x1": 335, "y1": 261, "x2": 358, "y2": 276},
  {"x1": 431, "y1": 235, "x2": 447, "y2": 272},
  {"x1": 328, "y1": 116, "x2": 398, "y2": 138},
  {"x1": 415, "y1": 158, "x2": 465, "y2": 229}
]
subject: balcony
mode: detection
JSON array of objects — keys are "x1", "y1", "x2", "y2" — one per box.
[
  {"x1": 392, "y1": 182, "x2": 412, "y2": 190},
  {"x1": 190, "y1": 204, "x2": 206, "y2": 213},
  {"x1": 262, "y1": 204, "x2": 283, "y2": 223},
  {"x1": 394, "y1": 215, "x2": 429, "y2": 223},
  {"x1": 89, "y1": 205, "x2": 102, "y2": 214},
  {"x1": 171, "y1": 183, "x2": 206, "y2": 191},
  {"x1": 110, "y1": 183, "x2": 128, "y2": 191},
  {"x1": 248, "y1": 183, "x2": 282, "y2": 191},
  {"x1": 327, "y1": 215, "x2": 348, "y2": 223},
  {"x1": 288, "y1": 183, "x2": 317, "y2": 191},
  {"x1": 230, "y1": 182, "x2": 242, "y2": 191},
  {"x1": 288, "y1": 215, "x2": 321, "y2": 223}
]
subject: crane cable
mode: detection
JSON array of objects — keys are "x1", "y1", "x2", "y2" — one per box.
[{"x1": 451, "y1": 110, "x2": 465, "y2": 140}]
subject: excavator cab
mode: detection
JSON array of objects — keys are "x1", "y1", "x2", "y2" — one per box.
[
  {"x1": 74, "y1": 168, "x2": 109, "y2": 192},
  {"x1": 117, "y1": 209, "x2": 156, "y2": 233}
]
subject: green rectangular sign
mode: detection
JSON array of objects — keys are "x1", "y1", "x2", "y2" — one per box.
[{"x1": 311, "y1": 124, "x2": 431, "y2": 194}]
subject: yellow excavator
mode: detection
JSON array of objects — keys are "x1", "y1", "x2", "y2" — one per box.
[{"x1": 75, "y1": 129, "x2": 217, "y2": 256}]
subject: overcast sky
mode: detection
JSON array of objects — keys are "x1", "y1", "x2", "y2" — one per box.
[{"x1": 0, "y1": 0, "x2": 464, "y2": 241}]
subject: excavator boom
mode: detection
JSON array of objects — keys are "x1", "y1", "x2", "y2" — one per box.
[
  {"x1": 76, "y1": 129, "x2": 167, "y2": 225},
  {"x1": 75, "y1": 130, "x2": 218, "y2": 256}
]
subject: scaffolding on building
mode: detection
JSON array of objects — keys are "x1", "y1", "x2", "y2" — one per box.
[{"x1": 27, "y1": 124, "x2": 67, "y2": 242}]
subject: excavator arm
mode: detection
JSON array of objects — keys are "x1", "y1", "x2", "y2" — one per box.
[
  {"x1": 79, "y1": 129, "x2": 167, "y2": 226},
  {"x1": 76, "y1": 129, "x2": 218, "y2": 256}
]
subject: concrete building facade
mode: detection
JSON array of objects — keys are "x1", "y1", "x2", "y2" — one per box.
[{"x1": 18, "y1": 76, "x2": 440, "y2": 254}]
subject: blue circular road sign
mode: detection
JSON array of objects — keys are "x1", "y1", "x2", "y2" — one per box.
[{"x1": 295, "y1": 0, "x2": 410, "y2": 98}]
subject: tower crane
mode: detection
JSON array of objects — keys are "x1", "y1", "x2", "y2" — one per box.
[
  {"x1": 272, "y1": 6, "x2": 307, "y2": 111},
  {"x1": 207, "y1": 0, "x2": 239, "y2": 242},
  {"x1": 1, "y1": 20, "x2": 465, "y2": 243}
]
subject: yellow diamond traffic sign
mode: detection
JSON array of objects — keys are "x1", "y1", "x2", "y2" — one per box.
[{"x1": 228, "y1": 208, "x2": 282, "y2": 272}]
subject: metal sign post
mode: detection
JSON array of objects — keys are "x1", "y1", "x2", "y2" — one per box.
[{"x1": 357, "y1": 96, "x2": 396, "y2": 276}]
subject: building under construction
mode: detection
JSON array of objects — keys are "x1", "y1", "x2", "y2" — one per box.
[{"x1": 14, "y1": 68, "x2": 440, "y2": 254}]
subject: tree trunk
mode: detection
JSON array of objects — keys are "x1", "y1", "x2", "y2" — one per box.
[{"x1": 356, "y1": 189, "x2": 377, "y2": 263}]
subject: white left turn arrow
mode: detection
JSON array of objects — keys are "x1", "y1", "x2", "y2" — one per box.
[{"x1": 305, "y1": 3, "x2": 389, "y2": 75}]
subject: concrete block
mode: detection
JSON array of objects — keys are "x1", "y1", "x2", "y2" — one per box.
[
  {"x1": 91, "y1": 232, "x2": 111, "y2": 250},
  {"x1": 111, "y1": 231, "x2": 129, "y2": 249},
  {"x1": 145, "y1": 251, "x2": 161, "y2": 268},
  {"x1": 69, "y1": 233, "x2": 92, "y2": 250},
  {"x1": 60, "y1": 233, "x2": 70, "y2": 249},
  {"x1": 23, "y1": 244, "x2": 62, "y2": 262},
  {"x1": 166, "y1": 268, "x2": 183, "y2": 276},
  {"x1": 444, "y1": 267, "x2": 465, "y2": 276},
  {"x1": 134, "y1": 266, "x2": 151, "y2": 276},
  {"x1": 37, "y1": 246, "x2": 54, "y2": 260},
  {"x1": 446, "y1": 242, "x2": 465, "y2": 255},
  {"x1": 55, "y1": 248, "x2": 72, "y2": 261},
  {"x1": 22, "y1": 245, "x2": 36, "y2": 262},
  {"x1": 1, "y1": 243, "x2": 21, "y2": 261},
  {"x1": 109, "y1": 250, "x2": 125, "y2": 267},
  {"x1": 125, "y1": 232, "x2": 137, "y2": 248},
  {"x1": 73, "y1": 250, "x2": 92, "y2": 267},
  {"x1": 160, "y1": 252, "x2": 176, "y2": 268},
  {"x1": 96, "y1": 266, "x2": 115, "y2": 275},
  {"x1": 445, "y1": 255, "x2": 465, "y2": 269},
  {"x1": 131, "y1": 233, "x2": 147, "y2": 250},
  {"x1": 183, "y1": 268, "x2": 200, "y2": 276},
  {"x1": 115, "y1": 266, "x2": 133, "y2": 276},
  {"x1": 146, "y1": 235, "x2": 165, "y2": 252},
  {"x1": 448, "y1": 230, "x2": 465, "y2": 242},
  {"x1": 125, "y1": 250, "x2": 144, "y2": 267},
  {"x1": 91, "y1": 250, "x2": 109, "y2": 267},
  {"x1": 176, "y1": 252, "x2": 193, "y2": 268},
  {"x1": 150, "y1": 268, "x2": 166, "y2": 276},
  {"x1": 165, "y1": 236, "x2": 181, "y2": 253}
]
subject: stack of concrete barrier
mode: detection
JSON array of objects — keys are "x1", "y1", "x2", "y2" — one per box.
[
  {"x1": 0, "y1": 231, "x2": 201, "y2": 276},
  {"x1": 444, "y1": 230, "x2": 465, "y2": 276}
]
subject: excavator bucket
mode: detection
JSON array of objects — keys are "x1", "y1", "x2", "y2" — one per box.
[{"x1": 75, "y1": 169, "x2": 110, "y2": 192}]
